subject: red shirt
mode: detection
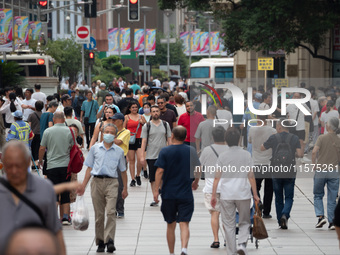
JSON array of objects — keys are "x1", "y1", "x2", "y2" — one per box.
[{"x1": 178, "y1": 111, "x2": 205, "y2": 142}]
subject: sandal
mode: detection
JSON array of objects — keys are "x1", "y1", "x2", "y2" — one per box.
[{"x1": 210, "y1": 241, "x2": 220, "y2": 248}]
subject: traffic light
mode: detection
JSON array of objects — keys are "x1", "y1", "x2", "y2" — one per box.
[
  {"x1": 89, "y1": 52, "x2": 95, "y2": 65},
  {"x1": 128, "y1": 0, "x2": 140, "y2": 22},
  {"x1": 85, "y1": 0, "x2": 97, "y2": 18},
  {"x1": 38, "y1": 1, "x2": 49, "y2": 23}
]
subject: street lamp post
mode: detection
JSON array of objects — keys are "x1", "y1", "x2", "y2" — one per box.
[
  {"x1": 113, "y1": 4, "x2": 127, "y2": 61},
  {"x1": 164, "y1": 9, "x2": 173, "y2": 77},
  {"x1": 140, "y1": 6, "x2": 153, "y2": 83},
  {"x1": 186, "y1": 11, "x2": 196, "y2": 67},
  {"x1": 203, "y1": 11, "x2": 213, "y2": 58}
]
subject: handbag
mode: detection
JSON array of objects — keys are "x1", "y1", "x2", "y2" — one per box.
[
  {"x1": 0, "y1": 178, "x2": 46, "y2": 226},
  {"x1": 84, "y1": 101, "x2": 94, "y2": 125},
  {"x1": 67, "y1": 128, "x2": 84, "y2": 178},
  {"x1": 253, "y1": 201, "x2": 268, "y2": 240},
  {"x1": 129, "y1": 115, "x2": 141, "y2": 144}
]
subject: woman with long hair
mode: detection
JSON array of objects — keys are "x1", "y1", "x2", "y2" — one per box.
[
  {"x1": 0, "y1": 92, "x2": 23, "y2": 128},
  {"x1": 89, "y1": 105, "x2": 116, "y2": 148},
  {"x1": 124, "y1": 102, "x2": 146, "y2": 186},
  {"x1": 175, "y1": 94, "x2": 186, "y2": 117}
]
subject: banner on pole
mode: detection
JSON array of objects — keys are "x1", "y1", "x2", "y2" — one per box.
[
  {"x1": 14, "y1": 16, "x2": 29, "y2": 49},
  {"x1": 134, "y1": 29, "x2": 156, "y2": 56},
  {"x1": 0, "y1": 9, "x2": 12, "y2": 51},
  {"x1": 108, "y1": 28, "x2": 131, "y2": 56},
  {"x1": 29, "y1": 21, "x2": 42, "y2": 40}
]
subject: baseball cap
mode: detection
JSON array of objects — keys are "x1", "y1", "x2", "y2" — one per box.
[
  {"x1": 254, "y1": 93, "x2": 262, "y2": 100},
  {"x1": 12, "y1": 110, "x2": 23, "y2": 119},
  {"x1": 110, "y1": 113, "x2": 124, "y2": 120},
  {"x1": 100, "y1": 83, "x2": 106, "y2": 87}
]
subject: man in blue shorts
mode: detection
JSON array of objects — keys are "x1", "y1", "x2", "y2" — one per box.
[{"x1": 153, "y1": 126, "x2": 200, "y2": 255}]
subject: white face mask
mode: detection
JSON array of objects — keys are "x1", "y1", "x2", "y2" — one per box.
[
  {"x1": 144, "y1": 108, "x2": 150, "y2": 114},
  {"x1": 103, "y1": 134, "x2": 115, "y2": 143}
]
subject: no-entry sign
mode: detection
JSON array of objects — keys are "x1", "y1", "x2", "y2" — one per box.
[{"x1": 76, "y1": 26, "x2": 90, "y2": 44}]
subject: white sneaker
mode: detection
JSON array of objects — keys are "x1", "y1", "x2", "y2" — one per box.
[{"x1": 237, "y1": 244, "x2": 248, "y2": 255}]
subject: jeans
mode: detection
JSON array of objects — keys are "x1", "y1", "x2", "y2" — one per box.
[
  {"x1": 313, "y1": 171, "x2": 339, "y2": 223},
  {"x1": 85, "y1": 122, "x2": 95, "y2": 148},
  {"x1": 272, "y1": 178, "x2": 295, "y2": 223}
]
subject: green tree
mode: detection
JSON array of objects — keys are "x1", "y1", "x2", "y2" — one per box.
[
  {"x1": 0, "y1": 61, "x2": 25, "y2": 87},
  {"x1": 45, "y1": 37, "x2": 82, "y2": 83},
  {"x1": 92, "y1": 55, "x2": 132, "y2": 85},
  {"x1": 146, "y1": 32, "x2": 189, "y2": 77},
  {"x1": 159, "y1": 0, "x2": 340, "y2": 63}
]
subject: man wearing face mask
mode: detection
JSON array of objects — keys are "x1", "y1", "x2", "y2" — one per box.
[{"x1": 79, "y1": 123, "x2": 128, "y2": 253}]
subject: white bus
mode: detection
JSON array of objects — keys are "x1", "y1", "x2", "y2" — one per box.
[
  {"x1": 188, "y1": 58, "x2": 234, "y2": 88},
  {"x1": 0, "y1": 52, "x2": 60, "y2": 95}
]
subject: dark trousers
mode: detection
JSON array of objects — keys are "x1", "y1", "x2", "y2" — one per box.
[
  {"x1": 256, "y1": 177, "x2": 273, "y2": 215},
  {"x1": 31, "y1": 134, "x2": 40, "y2": 161},
  {"x1": 85, "y1": 122, "x2": 95, "y2": 148},
  {"x1": 116, "y1": 170, "x2": 124, "y2": 214}
]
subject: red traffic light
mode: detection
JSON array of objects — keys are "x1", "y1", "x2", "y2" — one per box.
[
  {"x1": 130, "y1": 0, "x2": 138, "y2": 4},
  {"x1": 89, "y1": 52, "x2": 94, "y2": 59},
  {"x1": 37, "y1": 59, "x2": 45, "y2": 65},
  {"x1": 39, "y1": 1, "x2": 48, "y2": 7}
]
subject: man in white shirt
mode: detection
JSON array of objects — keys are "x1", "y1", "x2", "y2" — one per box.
[
  {"x1": 320, "y1": 100, "x2": 339, "y2": 135},
  {"x1": 169, "y1": 80, "x2": 176, "y2": 91},
  {"x1": 60, "y1": 80, "x2": 69, "y2": 90},
  {"x1": 22, "y1": 88, "x2": 36, "y2": 121},
  {"x1": 118, "y1": 77, "x2": 126, "y2": 91},
  {"x1": 199, "y1": 126, "x2": 228, "y2": 249},
  {"x1": 32, "y1": 84, "x2": 47, "y2": 112},
  {"x1": 248, "y1": 115, "x2": 276, "y2": 218},
  {"x1": 215, "y1": 101, "x2": 232, "y2": 130},
  {"x1": 78, "y1": 80, "x2": 89, "y2": 91},
  {"x1": 153, "y1": 76, "x2": 161, "y2": 87},
  {"x1": 286, "y1": 92, "x2": 307, "y2": 157},
  {"x1": 211, "y1": 127, "x2": 259, "y2": 255}
]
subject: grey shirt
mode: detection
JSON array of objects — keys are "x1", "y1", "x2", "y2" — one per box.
[
  {"x1": 141, "y1": 121, "x2": 171, "y2": 159},
  {"x1": 41, "y1": 123, "x2": 74, "y2": 170},
  {"x1": 195, "y1": 119, "x2": 215, "y2": 150},
  {"x1": 0, "y1": 174, "x2": 62, "y2": 248}
]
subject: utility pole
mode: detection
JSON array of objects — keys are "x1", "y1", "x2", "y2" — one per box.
[
  {"x1": 164, "y1": 9, "x2": 173, "y2": 77},
  {"x1": 140, "y1": 6, "x2": 152, "y2": 83}
]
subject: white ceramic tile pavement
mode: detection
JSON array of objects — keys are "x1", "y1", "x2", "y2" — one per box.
[{"x1": 63, "y1": 150, "x2": 340, "y2": 255}]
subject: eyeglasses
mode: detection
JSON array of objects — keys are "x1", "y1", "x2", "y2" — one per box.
[{"x1": 158, "y1": 102, "x2": 164, "y2": 105}]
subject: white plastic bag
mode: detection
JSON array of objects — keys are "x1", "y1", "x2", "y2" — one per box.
[{"x1": 72, "y1": 195, "x2": 89, "y2": 231}]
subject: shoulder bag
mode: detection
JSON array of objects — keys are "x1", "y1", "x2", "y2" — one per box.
[{"x1": 0, "y1": 178, "x2": 46, "y2": 226}]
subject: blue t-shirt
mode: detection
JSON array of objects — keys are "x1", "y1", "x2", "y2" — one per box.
[
  {"x1": 40, "y1": 112, "x2": 54, "y2": 141},
  {"x1": 81, "y1": 100, "x2": 99, "y2": 123},
  {"x1": 155, "y1": 144, "x2": 200, "y2": 200},
  {"x1": 130, "y1": 84, "x2": 141, "y2": 94}
]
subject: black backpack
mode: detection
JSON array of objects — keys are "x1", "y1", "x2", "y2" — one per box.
[
  {"x1": 74, "y1": 95, "x2": 86, "y2": 116},
  {"x1": 271, "y1": 133, "x2": 295, "y2": 167}
]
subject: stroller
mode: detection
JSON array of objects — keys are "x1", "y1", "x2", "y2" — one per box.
[{"x1": 235, "y1": 199, "x2": 259, "y2": 249}]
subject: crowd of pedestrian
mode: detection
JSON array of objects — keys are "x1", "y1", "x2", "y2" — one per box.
[{"x1": 0, "y1": 79, "x2": 340, "y2": 255}]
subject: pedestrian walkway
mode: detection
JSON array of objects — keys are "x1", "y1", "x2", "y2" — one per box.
[{"x1": 63, "y1": 152, "x2": 339, "y2": 255}]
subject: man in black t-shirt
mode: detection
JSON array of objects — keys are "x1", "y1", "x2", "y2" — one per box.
[
  {"x1": 117, "y1": 89, "x2": 140, "y2": 115},
  {"x1": 157, "y1": 97, "x2": 176, "y2": 130},
  {"x1": 261, "y1": 118, "x2": 303, "y2": 230},
  {"x1": 159, "y1": 93, "x2": 178, "y2": 118}
]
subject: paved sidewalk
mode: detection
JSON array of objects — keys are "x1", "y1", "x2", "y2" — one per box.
[{"x1": 63, "y1": 153, "x2": 339, "y2": 255}]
